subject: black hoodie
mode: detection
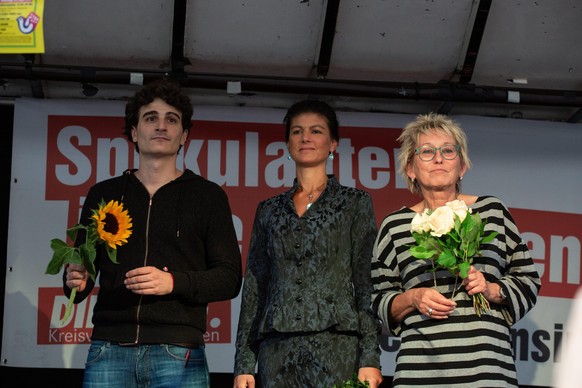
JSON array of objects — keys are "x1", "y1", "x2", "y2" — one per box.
[{"x1": 64, "y1": 169, "x2": 242, "y2": 346}]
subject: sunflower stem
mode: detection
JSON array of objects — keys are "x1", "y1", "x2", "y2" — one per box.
[{"x1": 61, "y1": 287, "x2": 77, "y2": 323}]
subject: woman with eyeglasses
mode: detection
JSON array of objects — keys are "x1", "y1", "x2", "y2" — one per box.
[{"x1": 370, "y1": 113, "x2": 541, "y2": 387}]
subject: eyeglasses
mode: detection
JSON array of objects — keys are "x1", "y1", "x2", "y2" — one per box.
[{"x1": 415, "y1": 145, "x2": 460, "y2": 161}]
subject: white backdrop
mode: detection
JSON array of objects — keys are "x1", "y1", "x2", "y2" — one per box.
[{"x1": 3, "y1": 98, "x2": 582, "y2": 387}]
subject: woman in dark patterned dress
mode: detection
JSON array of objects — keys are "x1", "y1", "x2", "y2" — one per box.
[
  {"x1": 371, "y1": 113, "x2": 541, "y2": 387},
  {"x1": 233, "y1": 100, "x2": 383, "y2": 388}
]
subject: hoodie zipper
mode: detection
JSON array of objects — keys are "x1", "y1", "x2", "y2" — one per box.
[{"x1": 133, "y1": 194, "x2": 153, "y2": 343}]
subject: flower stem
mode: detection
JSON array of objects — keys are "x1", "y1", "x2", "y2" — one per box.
[
  {"x1": 61, "y1": 287, "x2": 76, "y2": 323},
  {"x1": 473, "y1": 292, "x2": 491, "y2": 317},
  {"x1": 452, "y1": 275, "x2": 460, "y2": 299}
]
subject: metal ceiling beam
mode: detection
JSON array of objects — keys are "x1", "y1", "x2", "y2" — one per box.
[
  {"x1": 1, "y1": 64, "x2": 581, "y2": 112},
  {"x1": 436, "y1": 101, "x2": 455, "y2": 115},
  {"x1": 316, "y1": 0, "x2": 340, "y2": 77},
  {"x1": 170, "y1": 0, "x2": 188, "y2": 78},
  {"x1": 459, "y1": 0, "x2": 492, "y2": 84}
]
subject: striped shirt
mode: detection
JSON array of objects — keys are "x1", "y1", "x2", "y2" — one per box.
[{"x1": 371, "y1": 195, "x2": 541, "y2": 387}]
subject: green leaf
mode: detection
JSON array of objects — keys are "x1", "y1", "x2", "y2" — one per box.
[
  {"x1": 106, "y1": 244, "x2": 119, "y2": 264},
  {"x1": 466, "y1": 243, "x2": 478, "y2": 258},
  {"x1": 65, "y1": 223, "x2": 85, "y2": 241},
  {"x1": 49, "y1": 238, "x2": 70, "y2": 254},
  {"x1": 330, "y1": 373, "x2": 370, "y2": 388},
  {"x1": 448, "y1": 231, "x2": 461, "y2": 244},
  {"x1": 458, "y1": 261, "x2": 471, "y2": 278},
  {"x1": 411, "y1": 232, "x2": 425, "y2": 244},
  {"x1": 463, "y1": 219, "x2": 480, "y2": 242},
  {"x1": 425, "y1": 237, "x2": 443, "y2": 251},
  {"x1": 481, "y1": 231, "x2": 498, "y2": 244},
  {"x1": 409, "y1": 245, "x2": 437, "y2": 259},
  {"x1": 459, "y1": 238, "x2": 470, "y2": 253},
  {"x1": 79, "y1": 242, "x2": 98, "y2": 281},
  {"x1": 45, "y1": 239, "x2": 81, "y2": 275},
  {"x1": 437, "y1": 250, "x2": 457, "y2": 269}
]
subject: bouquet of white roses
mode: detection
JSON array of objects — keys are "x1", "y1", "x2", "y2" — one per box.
[{"x1": 409, "y1": 199, "x2": 498, "y2": 316}]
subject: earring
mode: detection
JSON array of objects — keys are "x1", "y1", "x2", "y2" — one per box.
[
  {"x1": 411, "y1": 177, "x2": 415, "y2": 183},
  {"x1": 460, "y1": 176, "x2": 463, "y2": 181},
  {"x1": 287, "y1": 155, "x2": 291, "y2": 160},
  {"x1": 328, "y1": 152, "x2": 334, "y2": 160}
]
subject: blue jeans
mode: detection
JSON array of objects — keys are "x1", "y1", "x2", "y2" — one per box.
[{"x1": 83, "y1": 341, "x2": 209, "y2": 388}]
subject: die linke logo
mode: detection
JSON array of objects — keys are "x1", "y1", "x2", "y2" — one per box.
[{"x1": 38, "y1": 288, "x2": 232, "y2": 345}]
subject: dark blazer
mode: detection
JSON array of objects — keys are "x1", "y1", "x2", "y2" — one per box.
[{"x1": 234, "y1": 175, "x2": 382, "y2": 375}]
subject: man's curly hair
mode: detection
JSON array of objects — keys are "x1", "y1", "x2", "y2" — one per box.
[{"x1": 123, "y1": 77, "x2": 193, "y2": 153}]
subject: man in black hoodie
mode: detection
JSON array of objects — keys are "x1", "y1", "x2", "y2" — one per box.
[{"x1": 64, "y1": 78, "x2": 242, "y2": 387}]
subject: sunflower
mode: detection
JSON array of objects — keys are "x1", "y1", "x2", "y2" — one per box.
[
  {"x1": 46, "y1": 198, "x2": 133, "y2": 323},
  {"x1": 91, "y1": 200, "x2": 133, "y2": 249}
]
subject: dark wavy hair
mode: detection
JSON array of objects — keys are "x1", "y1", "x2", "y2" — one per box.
[{"x1": 123, "y1": 78, "x2": 193, "y2": 153}]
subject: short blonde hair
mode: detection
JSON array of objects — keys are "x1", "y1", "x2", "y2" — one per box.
[{"x1": 397, "y1": 113, "x2": 471, "y2": 194}]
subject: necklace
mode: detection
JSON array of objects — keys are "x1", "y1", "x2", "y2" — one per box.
[
  {"x1": 300, "y1": 180, "x2": 327, "y2": 211},
  {"x1": 306, "y1": 194, "x2": 314, "y2": 210}
]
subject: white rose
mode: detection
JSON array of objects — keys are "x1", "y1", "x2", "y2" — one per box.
[
  {"x1": 411, "y1": 211, "x2": 431, "y2": 234},
  {"x1": 446, "y1": 199, "x2": 472, "y2": 222},
  {"x1": 427, "y1": 205, "x2": 455, "y2": 237}
]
